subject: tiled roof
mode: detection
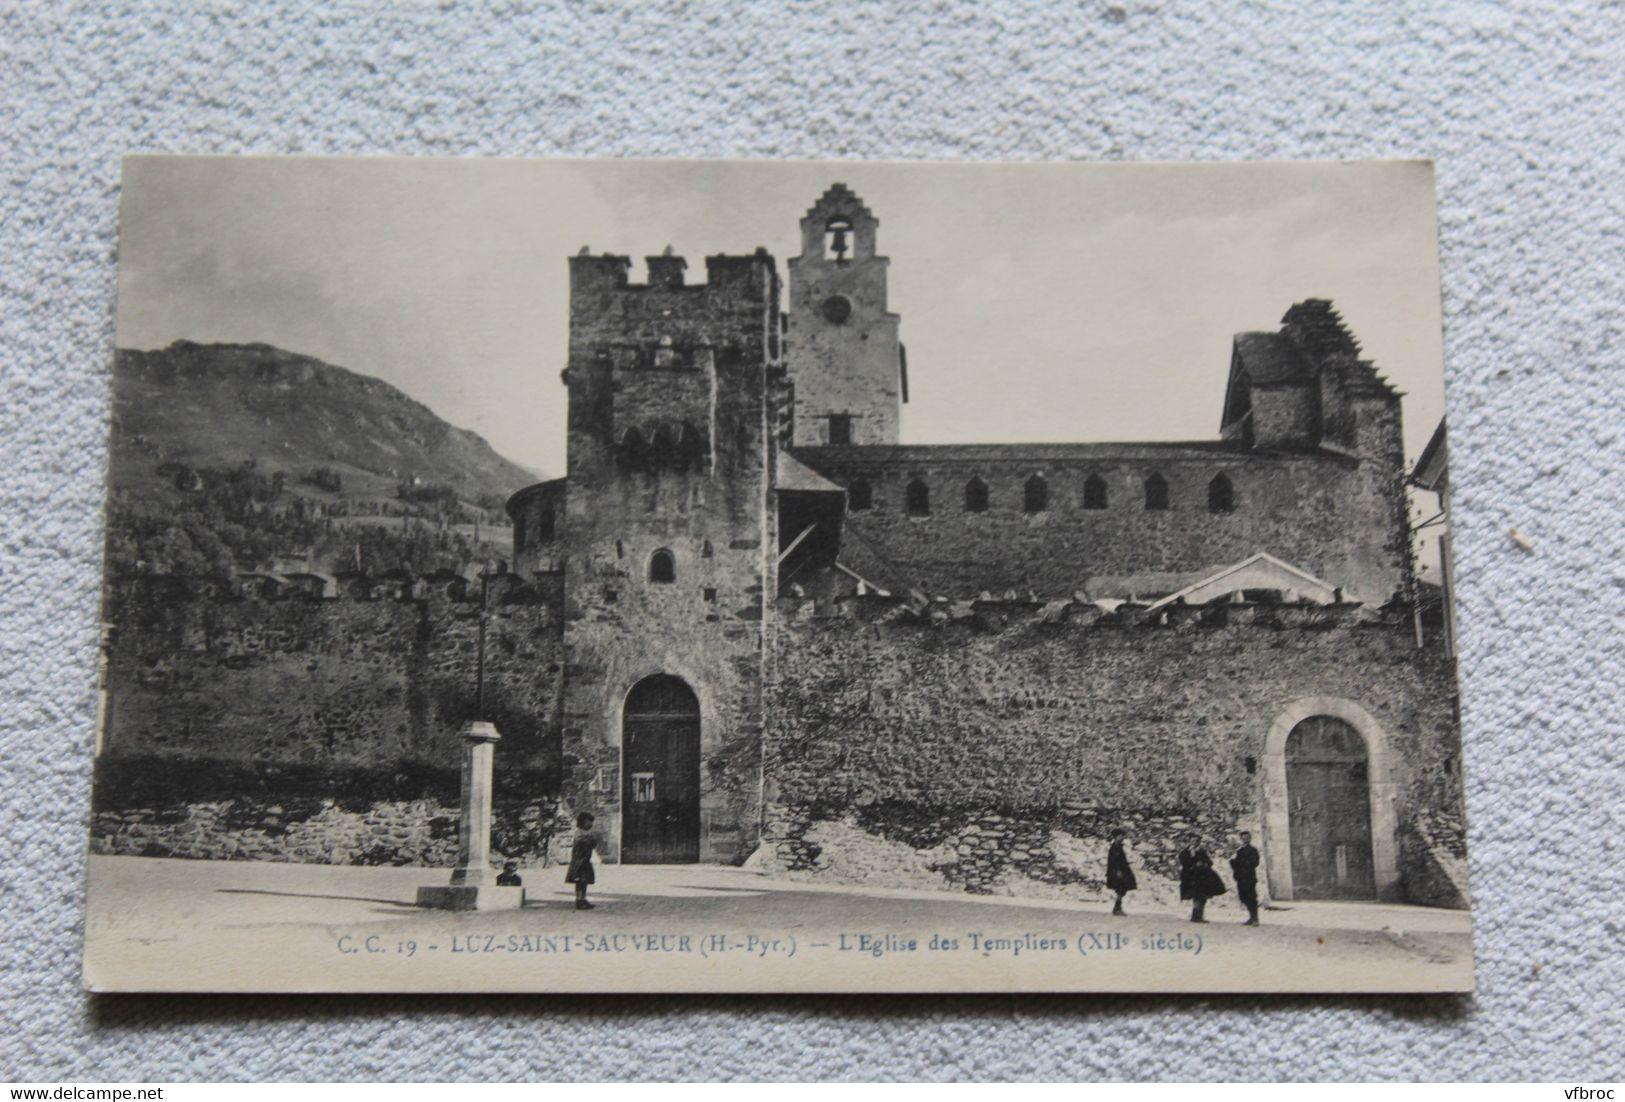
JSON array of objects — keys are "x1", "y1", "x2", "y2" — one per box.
[{"x1": 793, "y1": 441, "x2": 1251, "y2": 467}]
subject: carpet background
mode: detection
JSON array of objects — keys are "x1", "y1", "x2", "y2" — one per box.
[{"x1": 2, "y1": 0, "x2": 1621, "y2": 1082}]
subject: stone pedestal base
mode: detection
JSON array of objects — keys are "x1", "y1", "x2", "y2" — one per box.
[{"x1": 415, "y1": 884, "x2": 526, "y2": 911}]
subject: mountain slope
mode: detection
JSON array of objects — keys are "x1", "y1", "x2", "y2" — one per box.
[
  {"x1": 106, "y1": 341, "x2": 544, "y2": 578},
  {"x1": 111, "y1": 341, "x2": 539, "y2": 506}
]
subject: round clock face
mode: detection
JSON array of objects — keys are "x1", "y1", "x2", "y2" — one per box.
[{"x1": 821, "y1": 295, "x2": 853, "y2": 324}]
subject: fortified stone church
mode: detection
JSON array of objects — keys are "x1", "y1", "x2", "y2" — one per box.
[
  {"x1": 97, "y1": 185, "x2": 1466, "y2": 909},
  {"x1": 503, "y1": 184, "x2": 1467, "y2": 907}
]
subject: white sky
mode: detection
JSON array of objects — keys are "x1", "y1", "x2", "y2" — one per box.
[{"x1": 117, "y1": 157, "x2": 1447, "y2": 480}]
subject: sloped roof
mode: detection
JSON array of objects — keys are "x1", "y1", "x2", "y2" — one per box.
[
  {"x1": 793, "y1": 440, "x2": 1247, "y2": 466},
  {"x1": 832, "y1": 518, "x2": 914, "y2": 598},
  {"x1": 1143, "y1": 552, "x2": 1347, "y2": 611},
  {"x1": 1411, "y1": 419, "x2": 1449, "y2": 491},
  {"x1": 776, "y1": 451, "x2": 847, "y2": 494},
  {"x1": 804, "y1": 182, "x2": 874, "y2": 223}
]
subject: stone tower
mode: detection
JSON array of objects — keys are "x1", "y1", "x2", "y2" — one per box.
[
  {"x1": 549, "y1": 247, "x2": 781, "y2": 864},
  {"x1": 785, "y1": 184, "x2": 905, "y2": 446}
]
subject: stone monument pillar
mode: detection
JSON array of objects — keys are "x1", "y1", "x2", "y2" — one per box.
[{"x1": 416, "y1": 720, "x2": 525, "y2": 911}]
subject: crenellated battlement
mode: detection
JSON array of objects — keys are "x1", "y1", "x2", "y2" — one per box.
[
  {"x1": 773, "y1": 589, "x2": 1405, "y2": 636},
  {"x1": 109, "y1": 569, "x2": 563, "y2": 609},
  {"x1": 567, "y1": 249, "x2": 778, "y2": 296}
]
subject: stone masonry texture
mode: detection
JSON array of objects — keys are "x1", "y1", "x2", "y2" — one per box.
[{"x1": 761, "y1": 597, "x2": 1466, "y2": 908}]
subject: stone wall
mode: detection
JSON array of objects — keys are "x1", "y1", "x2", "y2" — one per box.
[
  {"x1": 91, "y1": 797, "x2": 468, "y2": 865},
  {"x1": 793, "y1": 440, "x2": 1412, "y2": 606},
  {"x1": 94, "y1": 574, "x2": 566, "y2": 863},
  {"x1": 102, "y1": 573, "x2": 564, "y2": 768},
  {"x1": 762, "y1": 594, "x2": 1467, "y2": 908},
  {"x1": 88, "y1": 787, "x2": 566, "y2": 867},
  {"x1": 87, "y1": 748, "x2": 569, "y2": 866}
]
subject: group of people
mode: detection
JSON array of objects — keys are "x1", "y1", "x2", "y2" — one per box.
[
  {"x1": 494, "y1": 812, "x2": 602, "y2": 910},
  {"x1": 496, "y1": 816, "x2": 1262, "y2": 923},
  {"x1": 1106, "y1": 828, "x2": 1262, "y2": 924}
]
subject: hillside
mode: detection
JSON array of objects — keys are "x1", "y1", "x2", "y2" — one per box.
[
  {"x1": 111, "y1": 342, "x2": 538, "y2": 504},
  {"x1": 106, "y1": 341, "x2": 543, "y2": 578}
]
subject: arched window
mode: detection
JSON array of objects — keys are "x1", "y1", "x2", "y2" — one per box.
[
  {"x1": 1208, "y1": 473, "x2": 1236, "y2": 514},
  {"x1": 648, "y1": 548, "x2": 676, "y2": 584},
  {"x1": 964, "y1": 477, "x2": 989, "y2": 513},
  {"x1": 906, "y1": 478, "x2": 930, "y2": 517},
  {"x1": 1083, "y1": 474, "x2": 1108, "y2": 510},
  {"x1": 847, "y1": 478, "x2": 872, "y2": 512},
  {"x1": 1024, "y1": 473, "x2": 1048, "y2": 514},
  {"x1": 616, "y1": 427, "x2": 646, "y2": 472},
  {"x1": 1144, "y1": 473, "x2": 1170, "y2": 511},
  {"x1": 648, "y1": 423, "x2": 678, "y2": 470},
  {"x1": 672, "y1": 422, "x2": 706, "y2": 472}
]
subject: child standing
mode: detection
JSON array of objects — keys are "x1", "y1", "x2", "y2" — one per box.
[{"x1": 564, "y1": 812, "x2": 598, "y2": 910}]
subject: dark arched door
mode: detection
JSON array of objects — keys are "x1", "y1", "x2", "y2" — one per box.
[
  {"x1": 1286, "y1": 715, "x2": 1377, "y2": 899},
  {"x1": 621, "y1": 675, "x2": 701, "y2": 863}
]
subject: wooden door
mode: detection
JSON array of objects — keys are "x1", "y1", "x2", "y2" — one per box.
[
  {"x1": 621, "y1": 675, "x2": 701, "y2": 864},
  {"x1": 1286, "y1": 715, "x2": 1377, "y2": 899}
]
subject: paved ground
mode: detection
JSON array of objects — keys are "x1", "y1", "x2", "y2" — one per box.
[{"x1": 83, "y1": 856, "x2": 1474, "y2": 994}]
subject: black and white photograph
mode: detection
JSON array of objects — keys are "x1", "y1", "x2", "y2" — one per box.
[{"x1": 83, "y1": 157, "x2": 1471, "y2": 993}]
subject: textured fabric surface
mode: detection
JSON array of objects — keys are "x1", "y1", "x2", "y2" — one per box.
[{"x1": 2, "y1": 0, "x2": 1622, "y2": 1083}]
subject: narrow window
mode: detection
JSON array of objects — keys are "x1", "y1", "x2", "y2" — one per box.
[
  {"x1": 616, "y1": 427, "x2": 646, "y2": 472},
  {"x1": 906, "y1": 478, "x2": 930, "y2": 517},
  {"x1": 703, "y1": 587, "x2": 717, "y2": 603},
  {"x1": 1083, "y1": 474, "x2": 1108, "y2": 510},
  {"x1": 964, "y1": 477, "x2": 989, "y2": 513},
  {"x1": 827, "y1": 413, "x2": 852, "y2": 446},
  {"x1": 848, "y1": 478, "x2": 873, "y2": 512},
  {"x1": 537, "y1": 507, "x2": 555, "y2": 542},
  {"x1": 648, "y1": 424, "x2": 677, "y2": 469},
  {"x1": 1208, "y1": 473, "x2": 1236, "y2": 514},
  {"x1": 1024, "y1": 473, "x2": 1048, "y2": 514},
  {"x1": 1145, "y1": 473, "x2": 1169, "y2": 511},
  {"x1": 649, "y1": 548, "x2": 676, "y2": 583}
]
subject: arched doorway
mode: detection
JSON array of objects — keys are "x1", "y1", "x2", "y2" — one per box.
[
  {"x1": 621, "y1": 674, "x2": 701, "y2": 864},
  {"x1": 1285, "y1": 715, "x2": 1377, "y2": 899}
]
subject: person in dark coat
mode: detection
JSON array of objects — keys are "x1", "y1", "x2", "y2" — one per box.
[
  {"x1": 1105, "y1": 828, "x2": 1137, "y2": 916},
  {"x1": 1177, "y1": 832, "x2": 1226, "y2": 923},
  {"x1": 496, "y1": 860, "x2": 523, "y2": 887},
  {"x1": 1230, "y1": 831, "x2": 1261, "y2": 925},
  {"x1": 564, "y1": 812, "x2": 599, "y2": 910}
]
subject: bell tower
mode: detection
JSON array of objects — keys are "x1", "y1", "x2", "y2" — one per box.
[{"x1": 786, "y1": 184, "x2": 904, "y2": 446}]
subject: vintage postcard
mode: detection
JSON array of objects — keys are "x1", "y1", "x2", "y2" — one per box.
[{"x1": 84, "y1": 157, "x2": 1471, "y2": 993}]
